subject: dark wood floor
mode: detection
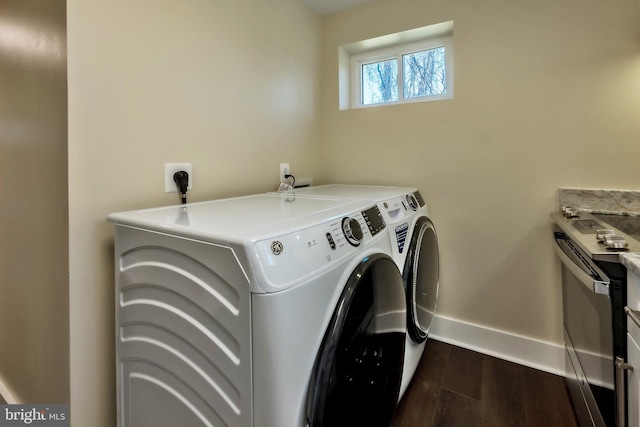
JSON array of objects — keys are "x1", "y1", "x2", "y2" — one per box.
[
  {"x1": 391, "y1": 340, "x2": 578, "y2": 427},
  {"x1": 0, "y1": 341, "x2": 576, "y2": 424}
]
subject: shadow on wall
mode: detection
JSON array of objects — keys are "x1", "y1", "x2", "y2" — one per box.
[{"x1": 0, "y1": 0, "x2": 69, "y2": 404}]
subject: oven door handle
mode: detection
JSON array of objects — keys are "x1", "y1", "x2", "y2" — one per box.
[
  {"x1": 626, "y1": 306, "x2": 640, "y2": 329},
  {"x1": 553, "y1": 233, "x2": 610, "y2": 295},
  {"x1": 616, "y1": 356, "x2": 634, "y2": 427}
]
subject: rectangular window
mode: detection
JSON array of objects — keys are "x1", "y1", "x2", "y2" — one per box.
[{"x1": 350, "y1": 34, "x2": 453, "y2": 109}]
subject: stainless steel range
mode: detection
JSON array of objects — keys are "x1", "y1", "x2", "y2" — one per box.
[{"x1": 552, "y1": 209, "x2": 640, "y2": 427}]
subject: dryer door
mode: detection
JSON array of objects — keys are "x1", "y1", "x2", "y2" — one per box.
[
  {"x1": 306, "y1": 253, "x2": 406, "y2": 427},
  {"x1": 403, "y1": 216, "x2": 439, "y2": 343}
]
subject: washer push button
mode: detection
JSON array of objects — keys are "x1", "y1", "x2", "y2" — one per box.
[{"x1": 326, "y1": 232, "x2": 337, "y2": 250}]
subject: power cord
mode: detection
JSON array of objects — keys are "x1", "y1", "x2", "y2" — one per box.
[
  {"x1": 284, "y1": 174, "x2": 296, "y2": 188},
  {"x1": 173, "y1": 171, "x2": 189, "y2": 204}
]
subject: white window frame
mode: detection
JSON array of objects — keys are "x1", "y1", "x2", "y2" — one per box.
[{"x1": 350, "y1": 36, "x2": 453, "y2": 109}]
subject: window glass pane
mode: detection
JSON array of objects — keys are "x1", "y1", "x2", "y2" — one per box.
[
  {"x1": 361, "y1": 59, "x2": 398, "y2": 105},
  {"x1": 403, "y1": 47, "x2": 446, "y2": 99}
]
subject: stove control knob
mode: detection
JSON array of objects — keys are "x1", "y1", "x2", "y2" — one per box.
[
  {"x1": 342, "y1": 217, "x2": 363, "y2": 247},
  {"x1": 604, "y1": 235, "x2": 628, "y2": 250},
  {"x1": 562, "y1": 207, "x2": 580, "y2": 218},
  {"x1": 406, "y1": 194, "x2": 419, "y2": 211},
  {"x1": 596, "y1": 229, "x2": 615, "y2": 242}
]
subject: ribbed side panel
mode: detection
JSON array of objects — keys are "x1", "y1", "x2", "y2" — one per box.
[{"x1": 114, "y1": 226, "x2": 252, "y2": 427}]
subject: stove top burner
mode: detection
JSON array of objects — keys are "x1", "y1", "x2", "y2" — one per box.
[
  {"x1": 592, "y1": 213, "x2": 640, "y2": 241},
  {"x1": 571, "y1": 219, "x2": 602, "y2": 234}
]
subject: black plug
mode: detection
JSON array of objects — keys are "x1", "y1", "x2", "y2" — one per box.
[
  {"x1": 173, "y1": 171, "x2": 189, "y2": 204},
  {"x1": 284, "y1": 173, "x2": 295, "y2": 187}
]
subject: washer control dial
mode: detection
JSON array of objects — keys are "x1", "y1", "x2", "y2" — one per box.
[
  {"x1": 342, "y1": 217, "x2": 363, "y2": 247},
  {"x1": 406, "y1": 194, "x2": 419, "y2": 211}
]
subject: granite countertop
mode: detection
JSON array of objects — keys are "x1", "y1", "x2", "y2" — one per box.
[
  {"x1": 621, "y1": 253, "x2": 640, "y2": 277},
  {"x1": 559, "y1": 188, "x2": 640, "y2": 276}
]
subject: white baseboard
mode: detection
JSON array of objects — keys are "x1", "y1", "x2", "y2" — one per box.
[
  {"x1": 430, "y1": 314, "x2": 566, "y2": 376},
  {"x1": 0, "y1": 374, "x2": 17, "y2": 404}
]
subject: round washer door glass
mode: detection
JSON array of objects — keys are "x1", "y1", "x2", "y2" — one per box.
[
  {"x1": 404, "y1": 216, "x2": 439, "y2": 343},
  {"x1": 306, "y1": 253, "x2": 406, "y2": 427}
]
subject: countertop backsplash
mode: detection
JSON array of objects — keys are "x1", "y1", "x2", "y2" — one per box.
[{"x1": 559, "y1": 188, "x2": 640, "y2": 216}]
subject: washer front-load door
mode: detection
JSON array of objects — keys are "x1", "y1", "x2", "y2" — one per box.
[
  {"x1": 306, "y1": 253, "x2": 406, "y2": 427},
  {"x1": 403, "y1": 216, "x2": 440, "y2": 344}
]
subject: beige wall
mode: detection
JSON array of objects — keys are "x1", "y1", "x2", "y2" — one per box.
[
  {"x1": 321, "y1": 0, "x2": 640, "y2": 342},
  {"x1": 0, "y1": 0, "x2": 69, "y2": 404},
  {"x1": 67, "y1": 0, "x2": 321, "y2": 425},
  {"x1": 66, "y1": 0, "x2": 640, "y2": 423}
]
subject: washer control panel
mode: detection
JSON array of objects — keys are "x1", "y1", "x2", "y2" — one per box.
[
  {"x1": 362, "y1": 205, "x2": 386, "y2": 236},
  {"x1": 342, "y1": 217, "x2": 364, "y2": 246},
  {"x1": 253, "y1": 205, "x2": 383, "y2": 290}
]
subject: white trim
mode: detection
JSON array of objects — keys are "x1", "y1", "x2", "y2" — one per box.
[
  {"x1": 430, "y1": 314, "x2": 566, "y2": 376},
  {"x1": 341, "y1": 21, "x2": 454, "y2": 55},
  {"x1": 0, "y1": 374, "x2": 18, "y2": 404}
]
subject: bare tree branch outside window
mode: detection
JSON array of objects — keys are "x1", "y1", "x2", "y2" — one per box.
[
  {"x1": 360, "y1": 46, "x2": 447, "y2": 106},
  {"x1": 403, "y1": 47, "x2": 446, "y2": 98},
  {"x1": 362, "y1": 59, "x2": 397, "y2": 105}
]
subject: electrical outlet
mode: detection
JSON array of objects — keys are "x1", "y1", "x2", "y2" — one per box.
[
  {"x1": 280, "y1": 163, "x2": 290, "y2": 182},
  {"x1": 165, "y1": 163, "x2": 193, "y2": 193}
]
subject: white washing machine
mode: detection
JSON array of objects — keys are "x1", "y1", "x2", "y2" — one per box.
[
  {"x1": 284, "y1": 185, "x2": 440, "y2": 400},
  {"x1": 107, "y1": 193, "x2": 407, "y2": 427}
]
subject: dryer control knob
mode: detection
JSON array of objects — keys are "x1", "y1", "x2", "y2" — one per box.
[
  {"x1": 342, "y1": 217, "x2": 363, "y2": 247},
  {"x1": 406, "y1": 194, "x2": 419, "y2": 211}
]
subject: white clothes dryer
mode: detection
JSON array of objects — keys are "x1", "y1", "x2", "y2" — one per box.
[
  {"x1": 108, "y1": 193, "x2": 407, "y2": 427},
  {"x1": 376, "y1": 191, "x2": 440, "y2": 399},
  {"x1": 284, "y1": 185, "x2": 440, "y2": 400}
]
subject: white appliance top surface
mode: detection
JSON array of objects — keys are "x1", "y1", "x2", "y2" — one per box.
[
  {"x1": 108, "y1": 193, "x2": 374, "y2": 243},
  {"x1": 290, "y1": 184, "x2": 418, "y2": 200}
]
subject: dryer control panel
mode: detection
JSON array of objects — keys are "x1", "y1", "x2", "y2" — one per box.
[{"x1": 377, "y1": 192, "x2": 427, "y2": 226}]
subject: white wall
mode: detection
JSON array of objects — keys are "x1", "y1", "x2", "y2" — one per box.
[
  {"x1": 67, "y1": 0, "x2": 321, "y2": 424},
  {"x1": 320, "y1": 0, "x2": 640, "y2": 346}
]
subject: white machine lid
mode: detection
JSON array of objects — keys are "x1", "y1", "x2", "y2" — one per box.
[
  {"x1": 107, "y1": 193, "x2": 373, "y2": 244},
  {"x1": 290, "y1": 184, "x2": 418, "y2": 200}
]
